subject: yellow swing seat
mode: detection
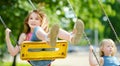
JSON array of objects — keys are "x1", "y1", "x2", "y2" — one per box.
[{"x1": 20, "y1": 40, "x2": 68, "y2": 60}]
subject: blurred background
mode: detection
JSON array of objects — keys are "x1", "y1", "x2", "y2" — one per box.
[{"x1": 0, "y1": 0, "x2": 120, "y2": 66}]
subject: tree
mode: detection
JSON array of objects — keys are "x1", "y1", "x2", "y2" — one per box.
[{"x1": 0, "y1": 0, "x2": 120, "y2": 65}]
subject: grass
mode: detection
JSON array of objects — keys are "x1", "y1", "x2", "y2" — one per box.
[{"x1": 0, "y1": 62, "x2": 31, "y2": 66}]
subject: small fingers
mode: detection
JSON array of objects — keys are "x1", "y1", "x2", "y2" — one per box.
[
  {"x1": 89, "y1": 45, "x2": 94, "y2": 52},
  {"x1": 5, "y1": 28, "x2": 11, "y2": 35}
]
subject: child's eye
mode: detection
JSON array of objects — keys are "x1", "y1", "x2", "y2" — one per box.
[
  {"x1": 30, "y1": 17, "x2": 33, "y2": 20},
  {"x1": 35, "y1": 18, "x2": 39, "y2": 20}
]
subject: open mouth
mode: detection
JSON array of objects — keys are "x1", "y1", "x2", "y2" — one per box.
[
  {"x1": 31, "y1": 23, "x2": 36, "y2": 26},
  {"x1": 109, "y1": 50, "x2": 113, "y2": 53}
]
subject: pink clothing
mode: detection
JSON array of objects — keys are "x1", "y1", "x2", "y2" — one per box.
[
  {"x1": 25, "y1": 32, "x2": 32, "y2": 41},
  {"x1": 25, "y1": 32, "x2": 32, "y2": 65}
]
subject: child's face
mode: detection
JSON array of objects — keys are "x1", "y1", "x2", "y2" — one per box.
[
  {"x1": 102, "y1": 42, "x2": 114, "y2": 56},
  {"x1": 28, "y1": 12, "x2": 42, "y2": 29}
]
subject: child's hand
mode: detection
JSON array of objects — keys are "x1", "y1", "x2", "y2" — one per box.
[
  {"x1": 41, "y1": 14, "x2": 49, "y2": 32},
  {"x1": 89, "y1": 45, "x2": 94, "y2": 52},
  {"x1": 5, "y1": 28, "x2": 11, "y2": 36}
]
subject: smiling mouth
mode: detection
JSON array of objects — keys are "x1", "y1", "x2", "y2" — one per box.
[
  {"x1": 31, "y1": 24, "x2": 36, "y2": 26},
  {"x1": 109, "y1": 50, "x2": 113, "y2": 52}
]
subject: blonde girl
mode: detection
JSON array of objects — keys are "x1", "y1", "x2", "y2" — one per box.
[{"x1": 89, "y1": 39, "x2": 120, "y2": 66}]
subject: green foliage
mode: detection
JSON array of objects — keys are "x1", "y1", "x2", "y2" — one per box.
[
  {"x1": 1, "y1": 62, "x2": 31, "y2": 66},
  {"x1": 0, "y1": 0, "x2": 120, "y2": 63}
]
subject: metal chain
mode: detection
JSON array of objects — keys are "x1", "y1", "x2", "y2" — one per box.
[
  {"x1": 66, "y1": 0, "x2": 100, "y2": 66},
  {"x1": 0, "y1": 16, "x2": 19, "y2": 46},
  {"x1": 67, "y1": 0, "x2": 77, "y2": 18},
  {"x1": 97, "y1": 0, "x2": 120, "y2": 43},
  {"x1": 28, "y1": 0, "x2": 37, "y2": 10}
]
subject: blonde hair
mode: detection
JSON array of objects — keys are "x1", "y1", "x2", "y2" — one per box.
[
  {"x1": 23, "y1": 10, "x2": 49, "y2": 34},
  {"x1": 99, "y1": 39, "x2": 117, "y2": 57}
]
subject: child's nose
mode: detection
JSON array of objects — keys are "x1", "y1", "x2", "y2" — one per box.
[
  {"x1": 110, "y1": 46, "x2": 112, "y2": 49},
  {"x1": 32, "y1": 19, "x2": 36, "y2": 22}
]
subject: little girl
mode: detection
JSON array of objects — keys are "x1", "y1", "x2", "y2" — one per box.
[
  {"x1": 89, "y1": 39, "x2": 120, "y2": 66},
  {"x1": 5, "y1": 10, "x2": 84, "y2": 66}
]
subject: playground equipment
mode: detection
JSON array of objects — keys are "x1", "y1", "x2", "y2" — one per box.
[{"x1": 20, "y1": 40, "x2": 68, "y2": 60}]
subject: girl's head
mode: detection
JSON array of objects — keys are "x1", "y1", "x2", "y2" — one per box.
[
  {"x1": 23, "y1": 10, "x2": 48, "y2": 34},
  {"x1": 99, "y1": 39, "x2": 117, "y2": 57}
]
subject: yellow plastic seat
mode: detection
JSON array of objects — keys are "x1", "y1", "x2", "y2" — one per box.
[{"x1": 20, "y1": 40, "x2": 68, "y2": 60}]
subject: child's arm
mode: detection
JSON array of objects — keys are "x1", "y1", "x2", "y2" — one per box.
[
  {"x1": 89, "y1": 45, "x2": 98, "y2": 66},
  {"x1": 99, "y1": 57, "x2": 104, "y2": 66},
  {"x1": 5, "y1": 28, "x2": 26, "y2": 56}
]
